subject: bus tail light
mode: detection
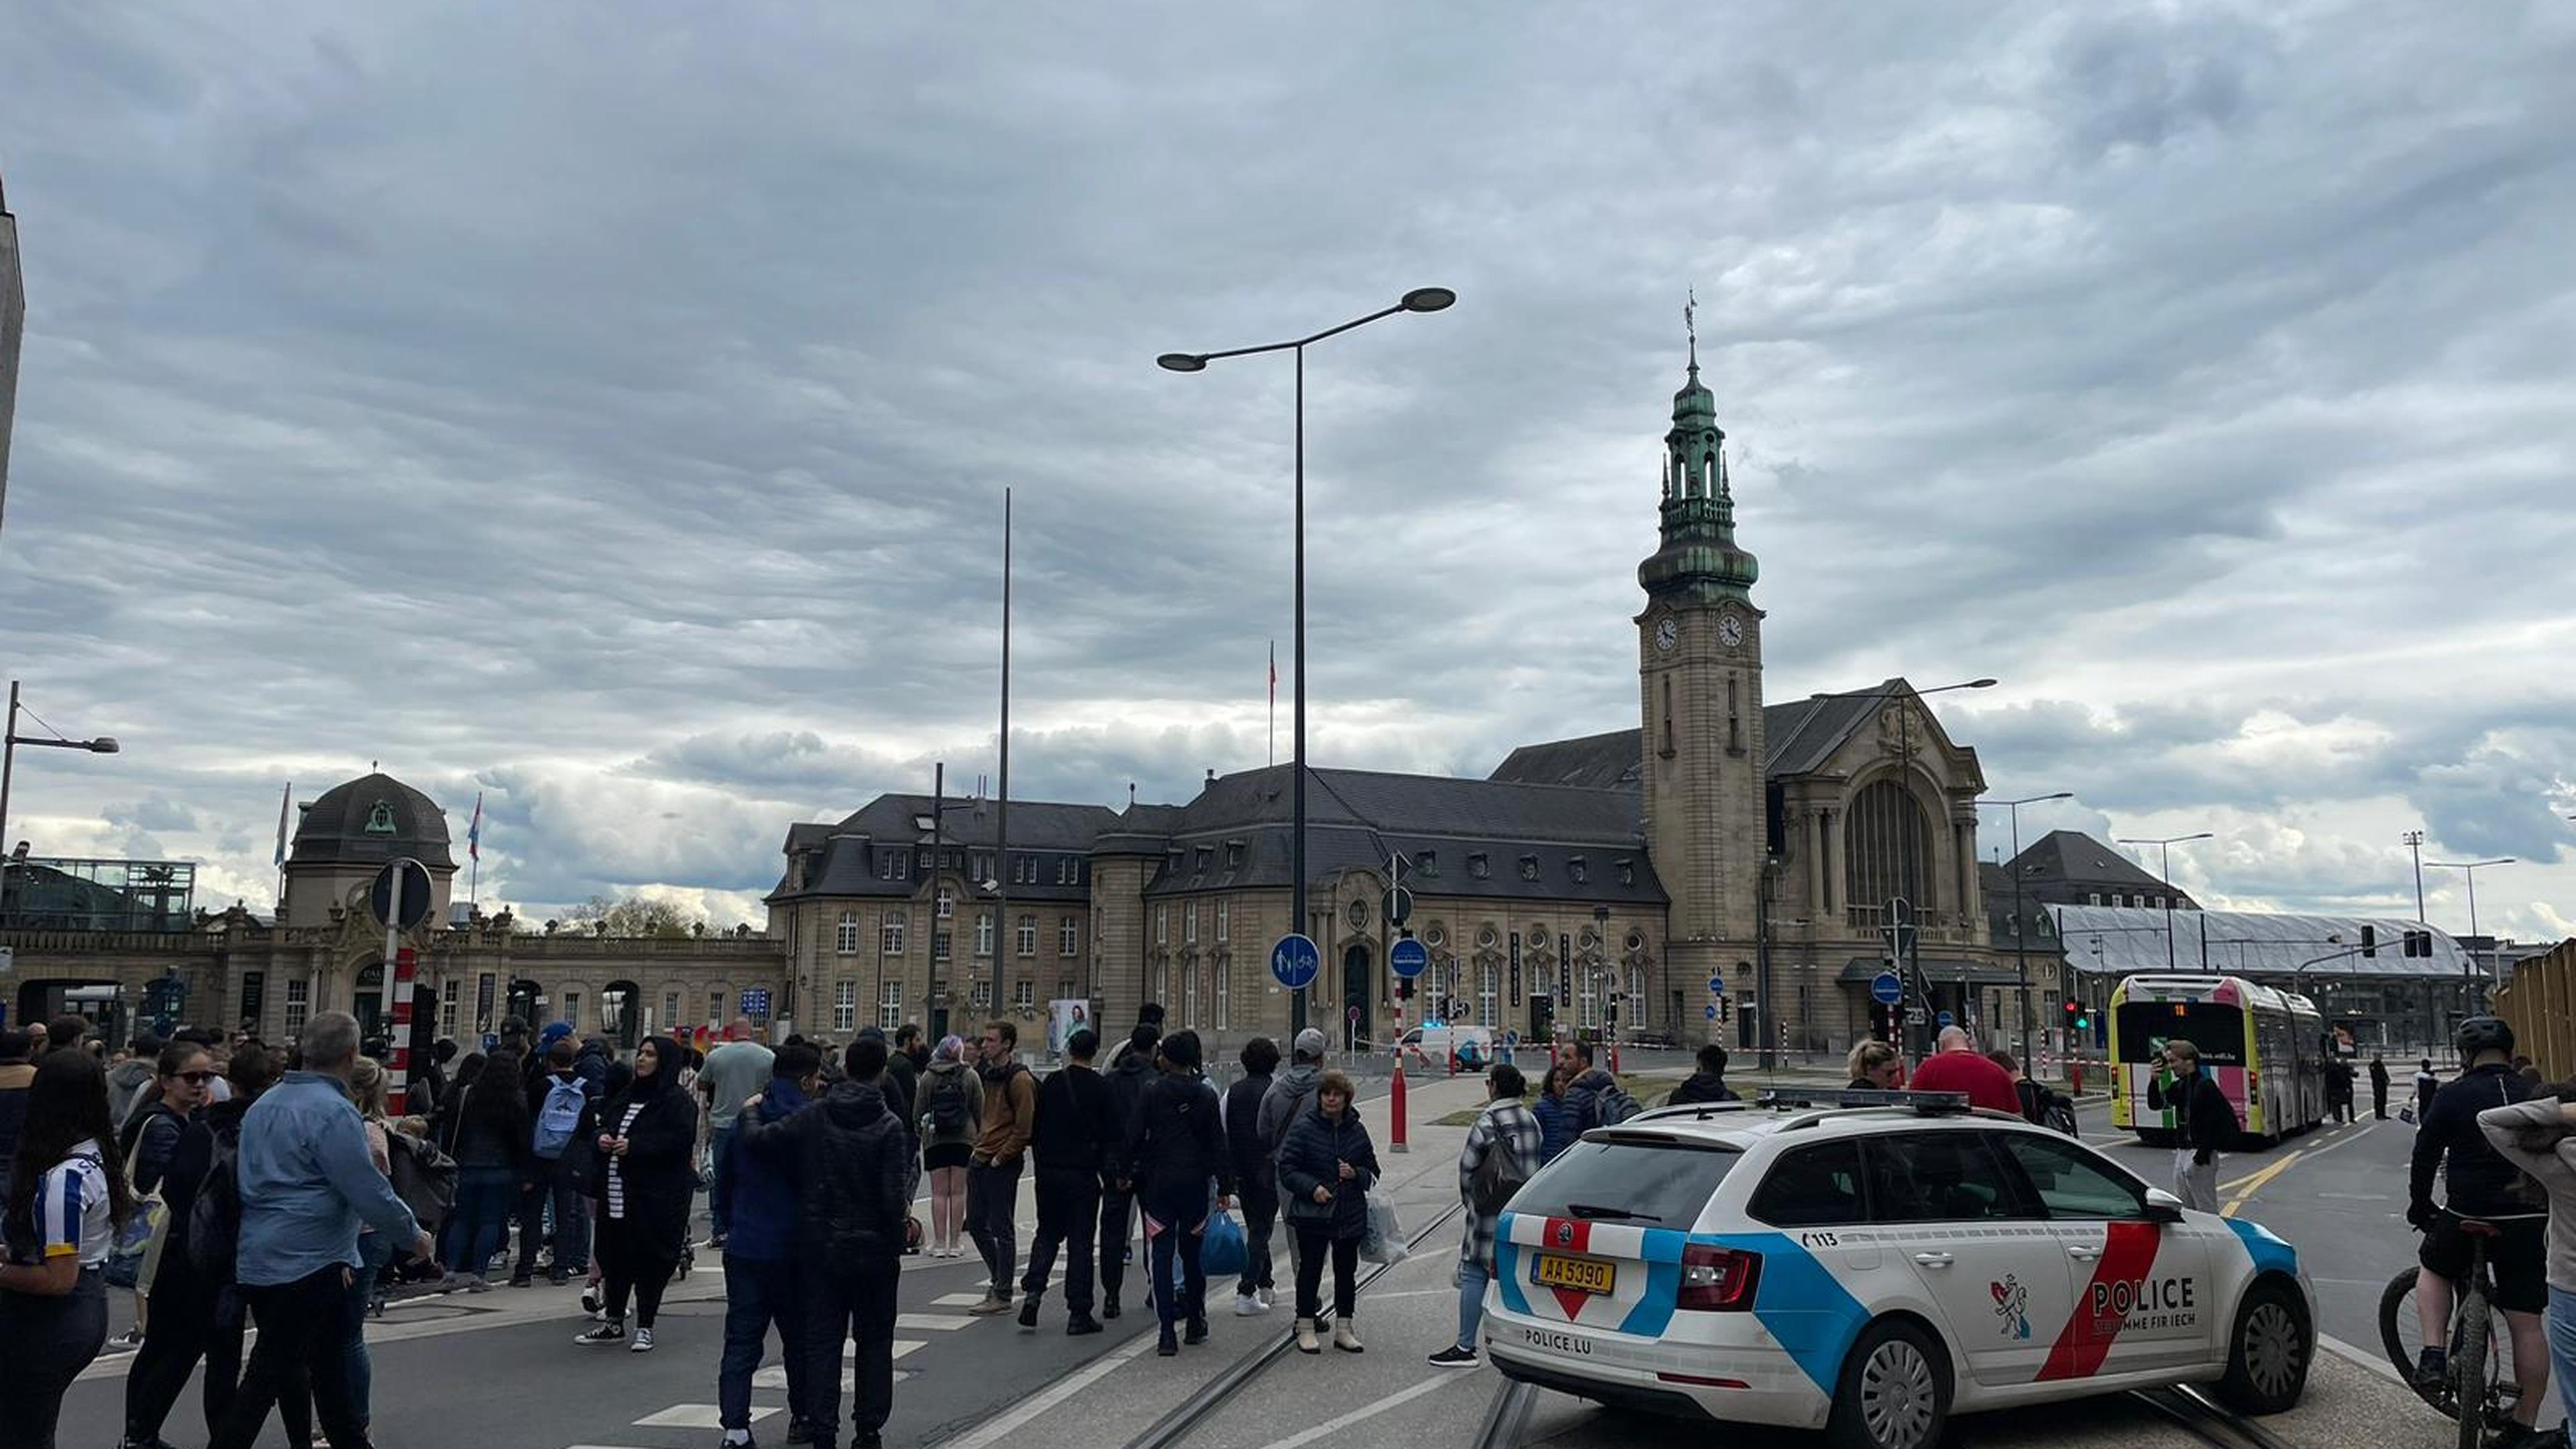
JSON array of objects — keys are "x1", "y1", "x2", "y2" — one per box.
[{"x1": 1678, "y1": 1245, "x2": 1762, "y2": 1311}]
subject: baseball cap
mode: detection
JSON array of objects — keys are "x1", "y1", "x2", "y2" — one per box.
[{"x1": 1294, "y1": 1027, "x2": 1327, "y2": 1058}]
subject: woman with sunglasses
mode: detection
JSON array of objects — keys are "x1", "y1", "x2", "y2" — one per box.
[
  {"x1": 110, "y1": 1041, "x2": 217, "y2": 1352},
  {"x1": 1845, "y1": 1039, "x2": 1905, "y2": 1091}
]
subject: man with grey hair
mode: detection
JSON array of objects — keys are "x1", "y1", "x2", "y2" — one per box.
[{"x1": 211, "y1": 1011, "x2": 432, "y2": 1449}]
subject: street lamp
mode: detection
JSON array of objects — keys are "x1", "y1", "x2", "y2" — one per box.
[
  {"x1": 1809, "y1": 678, "x2": 1996, "y2": 1055},
  {"x1": 2114, "y1": 832, "x2": 2213, "y2": 972},
  {"x1": 1976, "y1": 790, "x2": 2074, "y2": 1067},
  {"x1": 1159, "y1": 287, "x2": 1455, "y2": 1034},
  {"x1": 0, "y1": 680, "x2": 121, "y2": 907},
  {"x1": 2424, "y1": 856, "x2": 2512, "y2": 1011}
]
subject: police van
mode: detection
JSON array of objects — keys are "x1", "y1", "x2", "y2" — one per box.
[{"x1": 1482, "y1": 1091, "x2": 2312, "y2": 1449}]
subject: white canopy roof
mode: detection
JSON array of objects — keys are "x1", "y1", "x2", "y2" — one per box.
[{"x1": 2048, "y1": 905, "x2": 2473, "y2": 981}]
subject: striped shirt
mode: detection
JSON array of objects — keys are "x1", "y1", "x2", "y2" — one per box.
[
  {"x1": 604, "y1": 1103, "x2": 645, "y2": 1220},
  {"x1": 36, "y1": 1138, "x2": 115, "y2": 1267}
]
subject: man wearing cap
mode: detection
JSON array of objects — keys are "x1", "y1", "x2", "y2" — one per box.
[{"x1": 1258, "y1": 1028, "x2": 1331, "y2": 1283}]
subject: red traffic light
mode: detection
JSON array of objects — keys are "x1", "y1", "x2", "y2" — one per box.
[{"x1": 2063, "y1": 999, "x2": 2080, "y2": 1014}]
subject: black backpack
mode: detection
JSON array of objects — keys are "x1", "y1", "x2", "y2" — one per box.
[
  {"x1": 1467, "y1": 1130, "x2": 1531, "y2": 1216},
  {"x1": 924, "y1": 1069, "x2": 973, "y2": 1138},
  {"x1": 185, "y1": 1126, "x2": 244, "y2": 1281}
]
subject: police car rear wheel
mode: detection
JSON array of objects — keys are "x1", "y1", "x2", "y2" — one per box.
[
  {"x1": 2216, "y1": 1279, "x2": 2310, "y2": 1415},
  {"x1": 1828, "y1": 1320, "x2": 1950, "y2": 1449}
]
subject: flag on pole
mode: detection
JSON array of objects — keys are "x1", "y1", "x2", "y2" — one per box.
[
  {"x1": 1269, "y1": 641, "x2": 1277, "y2": 705},
  {"x1": 468, "y1": 792, "x2": 483, "y2": 862},
  {"x1": 273, "y1": 783, "x2": 292, "y2": 868}
]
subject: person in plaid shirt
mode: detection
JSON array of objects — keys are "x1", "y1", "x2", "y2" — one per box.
[{"x1": 1431, "y1": 1063, "x2": 1542, "y2": 1367}]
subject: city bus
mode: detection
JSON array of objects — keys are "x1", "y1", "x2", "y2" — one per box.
[{"x1": 2109, "y1": 973, "x2": 2327, "y2": 1147}]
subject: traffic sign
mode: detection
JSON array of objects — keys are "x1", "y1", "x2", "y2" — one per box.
[
  {"x1": 1390, "y1": 937, "x2": 1430, "y2": 979},
  {"x1": 1879, "y1": 896, "x2": 1916, "y2": 957},
  {"x1": 1706, "y1": 976, "x2": 1724, "y2": 994},
  {"x1": 1705, "y1": 1004, "x2": 1719, "y2": 1020},
  {"x1": 1936, "y1": 1010, "x2": 1955, "y2": 1029},
  {"x1": 1387, "y1": 886, "x2": 1414, "y2": 925},
  {"x1": 369, "y1": 859, "x2": 433, "y2": 932},
  {"x1": 742, "y1": 987, "x2": 771, "y2": 1021},
  {"x1": 1870, "y1": 971, "x2": 1904, "y2": 1006},
  {"x1": 1270, "y1": 933, "x2": 1322, "y2": 991}
]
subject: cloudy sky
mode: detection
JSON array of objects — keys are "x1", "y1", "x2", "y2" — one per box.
[{"x1": 3, "y1": 2, "x2": 2571, "y2": 939}]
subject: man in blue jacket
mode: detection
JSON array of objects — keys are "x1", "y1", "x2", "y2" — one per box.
[
  {"x1": 717, "y1": 1040, "x2": 823, "y2": 1448},
  {"x1": 210, "y1": 1012, "x2": 431, "y2": 1449}
]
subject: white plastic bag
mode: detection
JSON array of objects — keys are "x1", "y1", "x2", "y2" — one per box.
[{"x1": 1359, "y1": 1195, "x2": 1409, "y2": 1265}]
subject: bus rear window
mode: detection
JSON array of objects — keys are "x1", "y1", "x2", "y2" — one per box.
[
  {"x1": 2115, "y1": 1002, "x2": 2245, "y2": 1067},
  {"x1": 1513, "y1": 1138, "x2": 1741, "y2": 1228}
]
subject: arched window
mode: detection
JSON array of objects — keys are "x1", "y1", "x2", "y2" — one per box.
[{"x1": 1844, "y1": 778, "x2": 1933, "y2": 915}]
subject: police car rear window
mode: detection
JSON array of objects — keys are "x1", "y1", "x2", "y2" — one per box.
[{"x1": 1513, "y1": 1137, "x2": 1739, "y2": 1226}]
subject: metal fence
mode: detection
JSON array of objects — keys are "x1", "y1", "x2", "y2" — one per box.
[{"x1": 2493, "y1": 937, "x2": 2575, "y2": 1079}]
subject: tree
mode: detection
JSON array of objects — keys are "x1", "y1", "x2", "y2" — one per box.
[{"x1": 564, "y1": 893, "x2": 702, "y2": 939}]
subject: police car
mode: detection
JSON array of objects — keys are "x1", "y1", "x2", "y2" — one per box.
[{"x1": 1482, "y1": 1091, "x2": 2312, "y2": 1449}]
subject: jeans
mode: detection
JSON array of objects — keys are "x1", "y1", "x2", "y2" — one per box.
[
  {"x1": 516, "y1": 1162, "x2": 592, "y2": 1278},
  {"x1": 0, "y1": 1263, "x2": 107, "y2": 1449},
  {"x1": 706, "y1": 1123, "x2": 737, "y2": 1238},
  {"x1": 2549, "y1": 1285, "x2": 2576, "y2": 1432},
  {"x1": 804, "y1": 1263, "x2": 900, "y2": 1448},
  {"x1": 1292, "y1": 1224, "x2": 1359, "y2": 1322},
  {"x1": 1022, "y1": 1165, "x2": 1100, "y2": 1315},
  {"x1": 343, "y1": 1233, "x2": 393, "y2": 1425},
  {"x1": 1236, "y1": 1185, "x2": 1279, "y2": 1297},
  {"x1": 211, "y1": 1267, "x2": 368, "y2": 1449},
  {"x1": 720, "y1": 1256, "x2": 809, "y2": 1434},
  {"x1": 967, "y1": 1158, "x2": 1024, "y2": 1299},
  {"x1": 1099, "y1": 1181, "x2": 1138, "y2": 1304},
  {"x1": 445, "y1": 1165, "x2": 519, "y2": 1277},
  {"x1": 1144, "y1": 1186, "x2": 1209, "y2": 1332},
  {"x1": 1455, "y1": 1260, "x2": 1493, "y2": 1351}
]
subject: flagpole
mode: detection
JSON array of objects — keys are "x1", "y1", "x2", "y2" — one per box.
[
  {"x1": 274, "y1": 781, "x2": 291, "y2": 915},
  {"x1": 468, "y1": 791, "x2": 483, "y2": 909},
  {"x1": 1269, "y1": 639, "x2": 1277, "y2": 769}
]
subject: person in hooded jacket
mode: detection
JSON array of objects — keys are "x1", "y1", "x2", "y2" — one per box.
[
  {"x1": 715, "y1": 1041, "x2": 822, "y2": 1449},
  {"x1": 741, "y1": 1036, "x2": 910, "y2": 1449},
  {"x1": 1222, "y1": 1036, "x2": 1281, "y2": 1318},
  {"x1": 1531, "y1": 1062, "x2": 1578, "y2": 1164},
  {"x1": 1097, "y1": 1022, "x2": 1160, "y2": 1319},
  {"x1": 1256, "y1": 1028, "x2": 1328, "y2": 1287},
  {"x1": 1664, "y1": 1042, "x2": 1739, "y2": 1106},
  {"x1": 1122, "y1": 1029, "x2": 1234, "y2": 1356},
  {"x1": 108, "y1": 1032, "x2": 165, "y2": 1132},
  {"x1": 574, "y1": 1035, "x2": 698, "y2": 1352},
  {"x1": 1275, "y1": 1069, "x2": 1380, "y2": 1355}
]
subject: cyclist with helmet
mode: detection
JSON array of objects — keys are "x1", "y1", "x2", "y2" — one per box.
[{"x1": 2408, "y1": 1016, "x2": 2552, "y2": 1449}]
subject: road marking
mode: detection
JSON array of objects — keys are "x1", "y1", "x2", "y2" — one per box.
[
  {"x1": 635, "y1": 1404, "x2": 776, "y2": 1428},
  {"x1": 2220, "y1": 1150, "x2": 2304, "y2": 1217},
  {"x1": 939, "y1": 1328, "x2": 1162, "y2": 1449},
  {"x1": 1258, "y1": 1373, "x2": 1472, "y2": 1449},
  {"x1": 934, "y1": 1291, "x2": 991, "y2": 1306},
  {"x1": 896, "y1": 1312, "x2": 977, "y2": 1330},
  {"x1": 2318, "y1": 1332, "x2": 2406, "y2": 1384}
]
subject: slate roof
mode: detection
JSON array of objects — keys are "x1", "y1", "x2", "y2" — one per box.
[
  {"x1": 2005, "y1": 830, "x2": 2201, "y2": 909},
  {"x1": 767, "y1": 794, "x2": 1127, "y2": 904},
  {"x1": 290, "y1": 772, "x2": 455, "y2": 870},
  {"x1": 1486, "y1": 680, "x2": 1915, "y2": 786}
]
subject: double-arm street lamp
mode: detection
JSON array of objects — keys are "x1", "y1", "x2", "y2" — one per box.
[
  {"x1": 1809, "y1": 678, "x2": 1996, "y2": 1055},
  {"x1": 1977, "y1": 791, "x2": 2074, "y2": 1067},
  {"x1": 2423, "y1": 856, "x2": 2512, "y2": 1010},
  {"x1": 1159, "y1": 288, "x2": 1455, "y2": 1032},
  {"x1": 2115, "y1": 832, "x2": 2213, "y2": 972},
  {"x1": 1, "y1": 680, "x2": 122, "y2": 898}
]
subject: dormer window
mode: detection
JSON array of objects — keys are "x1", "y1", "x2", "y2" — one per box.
[
  {"x1": 1226, "y1": 840, "x2": 1245, "y2": 870},
  {"x1": 1413, "y1": 850, "x2": 1438, "y2": 878},
  {"x1": 1568, "y1": 855, "x2": 1589, "y2": 884},
  {"x1": 1615, "y1": 857, "x2": 1635, "y2": 886},
  {"x1": 364, "y1": 801, "x2": 397, "y2": 835},
  {"x1": 1468, "y1": 852, "x2": 1491, "y2": 879},
  {"x1": 1519, "y1": 854, "x2": 1540, "y2": 881}
]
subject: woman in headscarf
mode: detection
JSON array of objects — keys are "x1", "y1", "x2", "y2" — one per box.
[
  {"x1": 916, "y1": 1034, "x2": 984, "y2": 1258},
  {"x1": 574, "y1": 1035, "x2": 696, "y2": 1353}
]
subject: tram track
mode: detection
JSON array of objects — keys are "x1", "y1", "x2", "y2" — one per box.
[
  {"x1": 1122, "y1": 1197, "x2": 1470, "y2": 1449},
  {"x1": 2131, "y1": 1385, "x2": 2304, "y2": 1449}
]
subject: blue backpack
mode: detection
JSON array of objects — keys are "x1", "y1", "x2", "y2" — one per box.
[{"x1": 533, "y1": 1076, "x2": 588, "y2": 1160}]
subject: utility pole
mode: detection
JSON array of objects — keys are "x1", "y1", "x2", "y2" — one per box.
[{"x1": 2402, "y1": 830, "x2": 2426, "y2": 922}]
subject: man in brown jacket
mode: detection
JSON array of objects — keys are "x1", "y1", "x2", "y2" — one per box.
[{"x1": 966, "y1": 1019, "x2": 1038, "y2": 1314}]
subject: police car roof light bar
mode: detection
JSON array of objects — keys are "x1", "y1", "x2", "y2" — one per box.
[{"x1": 1753, "y1": 1088, "x2": 1974, "y2": 1114}]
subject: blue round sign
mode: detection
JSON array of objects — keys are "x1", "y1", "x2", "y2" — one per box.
[
  {"x1": 1270, "y1": 933, "x2": 1322, "y2": 991},
  {"x1": 1870, "y1": 971, "x2": 1904, "y2": 1006},
  {"x1": 1390, "y1": 938, "x2": 1430, "y2": 979},
  {"x1": 1936, "y1": 1010, "x2": 1955, "y2": 1028},
  {"x1": 1706, "y1": 976, "x2": 1725, "y2": 994},
  {"x1": 1704, "y1": 1004, "x2": 1720, "y2": 1020}
]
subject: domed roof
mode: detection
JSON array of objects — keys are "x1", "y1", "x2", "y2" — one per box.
[{"x1": 290, "y1": 772, "x2": 455, "y2": 870}]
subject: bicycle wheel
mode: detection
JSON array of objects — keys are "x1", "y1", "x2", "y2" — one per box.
[
  {"x1": 2379, "y1": 1268, "x2": 2445, "y2": 1409},
  {"x1": 2451, "y1": 1285, "x2": 2490, "y2": 1449}
]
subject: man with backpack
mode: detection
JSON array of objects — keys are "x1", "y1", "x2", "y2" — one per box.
[
  {"x1": 1432, "y1": 1063, "x2": 1541, "y2": 1368},
  {"x1": 965, "y1": 1020, "x2": 1037, "y2": 1316},
  {"x1": 717, "y1": 1042, "x2": 823, "y2": 1449},
  {"x1": 515, "y1": 1037, "x2": 594, "y2": 1286},
  {"x1": 1558, "y1": 1040, "x2": 1642, "y2": 1134}
]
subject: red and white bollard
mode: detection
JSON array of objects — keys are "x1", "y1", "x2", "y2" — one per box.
[{"x1": 386, "y1": 945, "x2": 417, "y2": 1115}]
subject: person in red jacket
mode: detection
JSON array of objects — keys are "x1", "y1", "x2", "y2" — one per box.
[{"x1": 1907, "y1": 1026, "x2": 2023, "y2": 1115}]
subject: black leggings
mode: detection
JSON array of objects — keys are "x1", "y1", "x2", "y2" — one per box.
[
  {"x1": 597, "y1": 1213, "x2": 680, "y2": 1329},
  {"x1": 1291, "y1": 1224, "x2": 1359, "y2": 1321}
]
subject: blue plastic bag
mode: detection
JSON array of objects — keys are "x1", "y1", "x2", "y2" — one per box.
[{"x1": 1199, "y1": 1210, "x2": 1248, "y2": 1279}]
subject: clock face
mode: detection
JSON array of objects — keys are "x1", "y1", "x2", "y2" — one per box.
[
  {"x1": 1719, "y1": 615, "x2": 1744, "y2": 649},
  {"x1": 1653, "y1": 617, "x2": 1678, "y2": 653}
]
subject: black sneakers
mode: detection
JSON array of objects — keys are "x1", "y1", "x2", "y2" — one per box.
[
  {"x1": 2412, "y1": 1346, "x2": 2447, "y2": 1391},
  {"x1": 1067, "y1": 1313, "x2": 1104, "y2": 1336},
  {"x1": 1427, "y1": 1345, "x2": 1479, "y2": 1368}
]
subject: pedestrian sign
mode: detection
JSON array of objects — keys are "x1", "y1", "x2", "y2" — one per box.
[
  {"x1": 1870, "y1": 971, "x2": 1904, "y2": 1006},
  {"x1": 1270, "y1": 933, "x2": 1322, "y2": 991},
  {"x1": 1707, "y1": 976, "x2": 1725, "y2": 994},
  {"x1": 1390, "y1": 937, "x2": 1429, "y2": 979},
  {"x1": 1936, "y1": 1009, "x2": 1955, "y2": 1029},
  {"x1": 1705, "y1": 1004, "x2": 1719, "y2": 1020}
]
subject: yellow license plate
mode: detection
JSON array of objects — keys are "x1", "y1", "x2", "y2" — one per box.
[{"x1": 1532, "y1": 1252, "x2": 1615, "y2": 1296}]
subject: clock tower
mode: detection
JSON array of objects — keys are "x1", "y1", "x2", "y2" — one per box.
[{"x1": 1636, "y1": 324, "x2": 1766, "y2": 1033}]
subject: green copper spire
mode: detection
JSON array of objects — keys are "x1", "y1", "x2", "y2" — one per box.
[{"x1": 1640, "y1": 300, "x2": 1758, "y2": 602}]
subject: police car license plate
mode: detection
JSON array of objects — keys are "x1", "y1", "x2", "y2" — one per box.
[{"x1": 1532, "y1": 1252, "x2": 1615, "y2": 1296}]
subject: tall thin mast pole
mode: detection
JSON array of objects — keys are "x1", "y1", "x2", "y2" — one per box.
[{"x1": 995, "y1": 488, "x2": 1012, "y2": 1028}]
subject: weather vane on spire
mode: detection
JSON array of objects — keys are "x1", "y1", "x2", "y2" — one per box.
[{"x1": 1684, "y1": 288, "x2": 1699, "y2": 370}]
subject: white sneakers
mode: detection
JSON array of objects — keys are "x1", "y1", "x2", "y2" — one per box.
[
  {"x1": 1234, "y1": 1293, "x2": 1267, "y2": 1317},
  {"x1": 631, "y1": 1326, "x2": 655, "y2": 1353}
]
